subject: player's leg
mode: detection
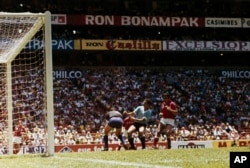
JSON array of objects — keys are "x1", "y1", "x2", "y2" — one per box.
[
  {"x1": 165, "y1": 124, "x2": 173, "y2": 149},
  {"x1": 154, "y1": 119, "x2": 166, "y2": 148},
  {"x1": 13, "y1": 136, "x2": 22, "y2": 154},
  {"x1": 138, "y1": 125, "x2": 146, "y2": 149},
  {"x1": 103, "y1": 124, "x2": 113, "y2": 151},
  {"x1": 127, "y1": 124, "x2": 137, "y2": 150},
  {"x1": 115, "y1": 128, "x2": 128, "y2": 150}
]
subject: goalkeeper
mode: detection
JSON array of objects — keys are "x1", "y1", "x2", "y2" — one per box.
[{"x1": 102, "y1": 110, "x2": 128, "y2": 151}]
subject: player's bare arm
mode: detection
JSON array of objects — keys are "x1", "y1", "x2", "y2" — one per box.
[
  {"x1": 124, "y1": 111, "x2": 135, "y2": 116},
  {"x1": 165, "y1": 105, "x2": 178, "y2": 115},
  {"x1": 159, "y1": 112, "x2": 163, "y2": 117},
  {"x1": 130, "y1": 116, "x2": 146, "y2": 122}
]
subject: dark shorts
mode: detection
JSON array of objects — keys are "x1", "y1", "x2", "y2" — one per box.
[
  {"x1": 133, "y1": 122, "x2": 147, "y2": 131},
  {"x1": 108, "y1": 117, "x2": 123, "y2": 128}
]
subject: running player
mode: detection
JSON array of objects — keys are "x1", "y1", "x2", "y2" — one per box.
[{"x1": 153, "y1": 93, "x2": 178, "y2": 149}]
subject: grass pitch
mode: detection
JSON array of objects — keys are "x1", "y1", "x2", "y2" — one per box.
[{"x1": 0, "y1": 147, "x2": 249, "y2": 168}]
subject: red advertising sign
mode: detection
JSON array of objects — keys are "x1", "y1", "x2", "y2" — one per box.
[
  {"x1": 67, "y1": 15, "x2": 204, "y2": 27},
  {"x1": 51, "y1": 14, "x2": 67, "y2": 25},
  {"x1": 65, "y1": 15, "x2": 250, "y2": 28},
  {"x1": 55, "y1": 142, "x2": 168, "y2": 153}
]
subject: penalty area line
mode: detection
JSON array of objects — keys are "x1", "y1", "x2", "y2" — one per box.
[{"x1": 55, "y1": 156, "x2": 181, "y2": 168}]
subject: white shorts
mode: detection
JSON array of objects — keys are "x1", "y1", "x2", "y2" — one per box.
[
  {"x1": 160, "y1": 118, "x2": 175, "y2": 127},
  {"x1": 13, "y1": 136, "x2": 22, "y2": 144},
  {"x1": 122, "y1": 128, "x2": 128, "y2": 138}
]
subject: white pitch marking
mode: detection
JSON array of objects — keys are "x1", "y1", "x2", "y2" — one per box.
[{"x1": 161, "y1": 158, "x2": 228, "y2": 163}]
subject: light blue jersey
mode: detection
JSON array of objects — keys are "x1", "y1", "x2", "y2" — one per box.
[{"x1": 134, "y1": 106, "x2": 152, "y2": 124}]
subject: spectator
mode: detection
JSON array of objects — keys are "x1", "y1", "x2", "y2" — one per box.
[
  {"x1": 213, "y1": 126, "x2": 222, "y2": 140},
  {"x1": 179, "y1": 126, "x2": 190, "y2": 141},
  {"x1": 85, "y1": 131, "x2": 93, "y2": 144},
  {"x1": 67, "y1": 137, "x2": 76, "y2": 145}
]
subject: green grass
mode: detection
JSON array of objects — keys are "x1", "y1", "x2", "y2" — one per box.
[{"x1": 0, "y1": 147, "x2": 249, "y2": 168}]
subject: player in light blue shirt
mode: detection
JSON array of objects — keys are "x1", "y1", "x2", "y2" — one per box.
[{"x1": 124, "y1": 98, "x2": 153, "y2": 150}]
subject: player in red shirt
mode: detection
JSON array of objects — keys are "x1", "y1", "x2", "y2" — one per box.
[
  {"x1": 122, "y1": 107, "x2": 134, "y2": 132},
  {"x1": 13, "y1": 119, "x2": 26, "y2": 154},
  {"x1": 153, "y1": 93, "x2": 178, "y2": 149},
  {"x1": 123, "y1": 116, "x2": 132, "y2": 131},
  {"x1": 117, "y1": 115, "x2": 132, "y2": 151}
]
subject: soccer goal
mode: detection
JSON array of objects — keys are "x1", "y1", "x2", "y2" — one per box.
[{"x1": 0, "y1": 11, "x2": 54, "y2": 155}]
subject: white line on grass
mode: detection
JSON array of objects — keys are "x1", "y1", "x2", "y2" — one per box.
[
  {"x1": 55, "y1": 156, "x2": 181, "y2": 168},
  {"x1": 161, "y1": 158, "x2": 228, "y2": 163}
]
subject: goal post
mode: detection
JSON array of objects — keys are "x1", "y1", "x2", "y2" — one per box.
[{"x1": 0, "y1": 11, "x2": 54, "y2": 155}]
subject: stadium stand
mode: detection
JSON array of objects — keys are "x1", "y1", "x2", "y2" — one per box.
[{"x1": 0, "y1": 0, "x2": 249, "y2": 148}]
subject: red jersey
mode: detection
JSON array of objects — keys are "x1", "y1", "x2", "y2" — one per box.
[
  {"x1": 160, "y1": 99, "x2": 177, "y2": 119},
  {"x1": 123, "y1": 117, "x2": 132, "y2": 130},
  {"x1": 14, "y1": 125, "x2": 26, "y2": 137}
]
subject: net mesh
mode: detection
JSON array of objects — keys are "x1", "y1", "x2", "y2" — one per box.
[
  {"x1": 0, "y1": 13, "x2": 48, "y2": 155},
  {"x1": 0, "y1": 14, "x2": 41, "y2": 62}
]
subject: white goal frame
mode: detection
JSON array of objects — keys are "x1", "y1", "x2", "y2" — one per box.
[{"x1": 0, "y1": 11, "x2": 54, "y2": 155}]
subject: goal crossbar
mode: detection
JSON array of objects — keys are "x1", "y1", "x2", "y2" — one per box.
[{"x1": 0, "y1": 12, "x2": 45, "y2": 63}]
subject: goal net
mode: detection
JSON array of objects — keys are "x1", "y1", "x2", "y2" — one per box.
[{"x1": 0, "y1": 12, "x2": 54, "y2": 155}]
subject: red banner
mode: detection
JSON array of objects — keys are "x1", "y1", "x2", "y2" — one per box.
[
  {"x1": 51, "y1": 14, "x2": 67, "y2": 25},
  {"x1": 55, "y1": 142, "x2": 168, "y2": 153},
  {"x1": 67, "y1": 15, "x2": 204, "y2": 27},
  {"x1": 63, "y1": 15, "x2": 250, "y2": 28}
]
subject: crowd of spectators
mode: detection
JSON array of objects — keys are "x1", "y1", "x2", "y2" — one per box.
[
  {"x1": 51, "y1": 66, "x2": 250, "y2": 146},
  {"x1": 3, "y1": 65, "x2": 249, "y2": 151},
  {"x1": 0, "y1": 67, "x2": 247, "y2": 153},
  {"x1": 0, "y1": 61, "x2": 249, "y2": 153}
]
